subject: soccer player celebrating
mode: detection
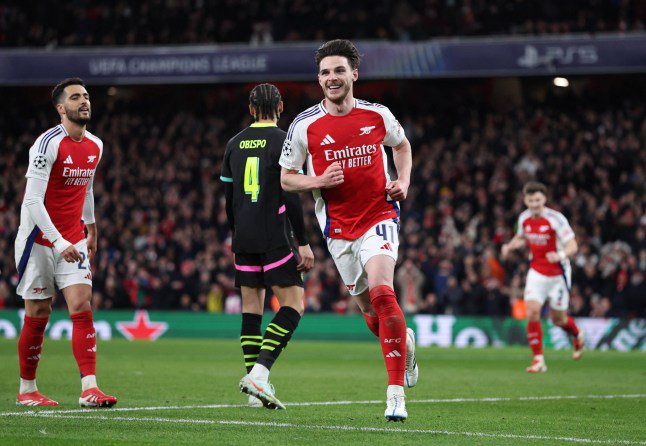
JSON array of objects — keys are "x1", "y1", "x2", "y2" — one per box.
[
  {"x1": 14, "y1": 78, "x2": 117, "y2": 407},
  {"x1": 501, "y1": 181, "x2": 585, "y2": 373},
  {"x1": 221, "y1": 83, "x2": 314, "y2": 410},
  {"x1": 279, "y1": 40, "x2": 418, "y2": 421}
]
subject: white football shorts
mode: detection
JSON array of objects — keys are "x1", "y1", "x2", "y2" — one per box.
[
  {"x1": 15, "y1": 239, "x2": 92, "y2": 300},
  {"x1": 524, "y1": 265, "x2": 571, "y2": 311},
  {"x1": 327, "y1": 219, "x2": 399, "y2": 296}
]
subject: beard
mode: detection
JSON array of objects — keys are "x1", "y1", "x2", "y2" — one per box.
[
  {"x1": 65, "y1": 106, "x2": 91, "y2": 125},
  {"x1": 324, "y1": 82, "x2": 351, "y2": 104}
]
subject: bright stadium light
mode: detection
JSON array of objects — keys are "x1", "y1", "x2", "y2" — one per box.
[{"x1": 553, "y1": 77, "x2": 569, "y2": 87}]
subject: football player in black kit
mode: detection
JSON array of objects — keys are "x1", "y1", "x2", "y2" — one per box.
[{"x1": 221, "y1": 83, "x2": 314, "y2": 410}]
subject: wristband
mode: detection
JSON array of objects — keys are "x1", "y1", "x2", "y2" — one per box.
[
  {"x1": 53, "y1": 238, "x2": 72, "y2": 254},
  {"x1": 557, "y1": 250, "x2": 566, "y2": 261}
]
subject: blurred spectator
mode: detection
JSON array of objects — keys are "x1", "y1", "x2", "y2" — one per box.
[
  {"x1": 625, "y1": 270, "x2": 645, "y2": 318},
  {"x1": 418, "y1": 292, "x2": 443, "y2": 315},
  {"x1": 589, "y1": 295, "x2": 612, "y2": 318},
  {"x1": 396, "y1": 259, "x2": 425, "y2": 313},
  {"x1": 439, "y1": 277, "x2": 462, "y2": 315}
]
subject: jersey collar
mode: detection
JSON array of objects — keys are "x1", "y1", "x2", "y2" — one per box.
[
  {"x1": 320, "y1": 99, "x2": 355, "y2": 116},
  {"x1": 250, "y1": 123, "x2": 277, "y2": 128}
]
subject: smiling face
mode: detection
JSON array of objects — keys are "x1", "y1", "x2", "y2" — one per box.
[
  {"x1": 57, "y1": 84, "x2": 91, "y2": 125},
  {"x1": 317, "y1": 55, "x2": 358, "y2": 105}
]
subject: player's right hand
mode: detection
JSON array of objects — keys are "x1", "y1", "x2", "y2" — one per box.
[
  {"x1": 297, "y1": 244, "x2": 314, "y2": 272},
  {"x1": 319, "y1": 162, "x2": 344, "y2": 188},
  {"x1": 61, "y1": 245, "x2": 82, "y2": 263}
]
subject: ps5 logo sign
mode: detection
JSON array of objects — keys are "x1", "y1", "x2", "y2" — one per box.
[{"x1": 517, "y1": 45, "x2": 598, "y2": 69}]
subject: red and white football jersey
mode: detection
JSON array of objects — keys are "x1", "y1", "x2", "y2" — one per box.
[
  {"x1": 23, "y1": 124, "x2": 103, "y2": 247},
  {"x1": 516, "y1": 207, "x2": 575, "y2": 276},
  {"x1": 279, "y1": 99, "x2": 405, "y2": 240}
]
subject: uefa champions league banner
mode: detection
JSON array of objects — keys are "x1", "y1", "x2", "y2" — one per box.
[
  {"x1": 0, "y1": 310, "x2": 643, "y2": 351},
  {"x1": 0, "y1": 34, "x2": 644, "y2": 85}
]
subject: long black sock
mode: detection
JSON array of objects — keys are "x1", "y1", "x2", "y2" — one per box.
[
  {"x1": 256, "y1": 306, "x2": 301, "y2": 371},
  {"x1": 240, "y1": 313, "x2": 262, "y2": 373}
]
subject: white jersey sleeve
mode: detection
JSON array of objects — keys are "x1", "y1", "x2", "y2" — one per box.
[
  {"x1": 25, "y1": 127, "x2": 61, "y2": 181},
  {"x1": 516, "y1": 213, "x2": 526, "y2": 237},
  {"x1": 82, "y1": 176, "x2": 96, "y2": 225},
  {"x1": 82, "y1": 132, "x2": 102, "y2": 225},
  {"x1": 516, "y1": 209, "x2": 533, "y2": 238},
  {"x1": 379, "y1": 106, "x2": 405, "y2": 148},
  {"x1": 23, "y1": 177, "x2": 66, "y2": 249},
  {"x1": 280, "y1": 119, "x2": 309, "y2": 171},
  {"x1": 550, "y1": 211, "x2": 575, "y2": 244}
]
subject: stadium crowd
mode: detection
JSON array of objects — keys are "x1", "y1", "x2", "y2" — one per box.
[
  {"x1": 1, "y1": 0, "x2": 643, "y2": 47},
  {"x1": 0, "y1": 80, "x2": 643, "y2": 318}
]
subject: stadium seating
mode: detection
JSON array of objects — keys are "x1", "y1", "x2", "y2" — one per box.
[{"x1": 0, "y1": 0, "x2": 643, "y2": 47}]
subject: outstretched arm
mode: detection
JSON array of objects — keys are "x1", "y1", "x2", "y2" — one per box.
[{"x1": 501, "y1": 233, "x2": 526, "y2": 260}]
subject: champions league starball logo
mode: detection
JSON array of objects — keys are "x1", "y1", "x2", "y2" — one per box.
[
  {"x1": 33, "y1": 155, "x2": 47, "y2": 169},
  {"x1": 282, "y1": 141, "x2": 292, "y2": 157}
]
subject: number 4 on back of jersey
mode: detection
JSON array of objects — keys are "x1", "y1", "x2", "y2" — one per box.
[{"x1": 244, "y1": 157, "x2": 260, "y2": 202}]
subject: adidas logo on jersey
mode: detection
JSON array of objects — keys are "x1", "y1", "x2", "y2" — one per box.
[
  {"x1": 320, "y1": 134, "x2": 336, "y2": 145},
  {"x1": 386, "y1": 350, "x2": 402, "y2": 358},
  {"x1": 380, "y1": 242, "x2": 393, "y2": 251},
  {"x1": 63, "y1": 155, "x2": 73, "y2": 164}
]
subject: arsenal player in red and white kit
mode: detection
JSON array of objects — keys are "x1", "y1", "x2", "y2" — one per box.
[
  {"x1": 502, "y1": 181, "x2": 584, "y2": 373},
  {"x1": 279, "y1": 40, "x2": 417, "y2": 421},
  {"x1": 14, "y1": 78, "x2": 117, "y2": 407}
]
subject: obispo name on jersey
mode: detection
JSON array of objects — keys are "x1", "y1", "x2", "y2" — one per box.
[
  {"x1": 239, "y1": 139, "x2": 267, "y2": 149},
  {"x1": 63, "y1": 166, "x2": 95, "y2": 186},
  {"x1": 324, "y1": 143, "x2": 378, "y2": 168}
]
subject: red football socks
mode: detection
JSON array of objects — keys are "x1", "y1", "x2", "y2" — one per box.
[
  {"x1": 369, "y1": 285, "x2": 406, "y2": 386},
  {"x1": 560, "y1": 316, "x2": 580, "y2": 337},
  {"x1": 527, "y1": 320, "x2": 543, "y2": 356},
  {"x1": 71, "y1": 311, "x2": 96, "y2": 377},
  {"x1": 18, "y1": 315, "x2": 49, "y2": 380},
  {"x1": 361, "y1": 312, "x2": 380, "y2": 338}
]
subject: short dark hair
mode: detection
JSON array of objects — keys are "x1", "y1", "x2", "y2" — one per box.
[
  {"x1": 315, "y1": 39, "x2": 360, "y2": 70},
  {"x1": 523, "y1": 181, "x2": 548, "y2": 196},
  {"x1": 249, "y1": 83, "x2": 281, "y2": 121},
  {"x1": 51, "y1": 78, "x2": 86, "y2": 106}
]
